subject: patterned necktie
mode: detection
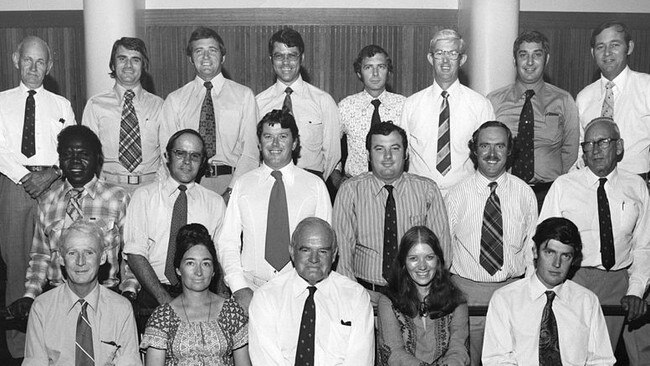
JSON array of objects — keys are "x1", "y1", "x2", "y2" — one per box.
[
  {"x1": 283, "y1": 87, "x2": 293, "y2": 114},
  {"x1": 265, "y1": 170, "x2": 290, "y2": 271},
  {"x1": 383, "y1": 185, "x2": 398, "y2": 282},
  {"x1": 164, "y1": 185, "x2": 187, "y2": 286},
  {"x1": 66, "y1": 188, "x2": 85, "y2": 221},
  {"x1": 118, "y1": 90, "x2": 142, "y2": 172},
  {"x1": 21, "y1": 90, "x2": 37, "y2": 158},
  {"x1": 436, "y1": 91, "x2": 451, "y2": 175},
  {"x1": 512, "y1": 89, "x2": 535, "y2": 182},
  {"x1": 601, "y1": 81, "x2": 615, "y2": 118},
  {"x1": 480, "y1": 182, "x2": 503, "y2": 275},
  {"x1": 199, "y1": 81, "x2": 217, "y2": 158},
  {"x1": 597, "y1": 178, "x2": 615, "y2": 270},
  {"x1": 295, "y1": 286, "x2": 317, "y2": 366},
  {"x1": 370, "y1": 99, "x2": 382, "y2": 126},
  {"x1": 539, "y1": 291, "x2": 561, "y2": 366},
  {"x1": 75, "y1": 299, "x2": 94, "y2": 366}
]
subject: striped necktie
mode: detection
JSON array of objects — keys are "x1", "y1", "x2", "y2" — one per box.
[
  {"x1": 480, "y1": 182, "x2": 503, "y2": 275},
  {"x1": 66, "y1": 188, "x2": 84, "y2": 221},
  {"x1": 283, "y1": 87, "x2": 293, "y2": 114},
  {"x1": 436, "y1": 91, "x2": 451, "y2": 175},
  {"x1": 119, "y1": 89, "x2": 142, "y2": 172},
  {"x1": 75, "y1": 299, "x2": 94, "y2": 366}
]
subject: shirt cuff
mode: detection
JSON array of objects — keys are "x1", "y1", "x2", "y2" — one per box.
[
  {"x1": 226, "y1": 274, "x2": 249, "y2": 294},
  {"x1": 626, "y1": 281, "x2": 646, "y2": 299}
]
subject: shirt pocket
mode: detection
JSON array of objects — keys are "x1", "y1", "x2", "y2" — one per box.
[
  {"x1": 322, "y1": 319, "x2": 352, "y2": 362},
  {"x1": 538, "y1": 113, "x2": 563, "y2": 145},
  {"x1": 300, "y1": 120, "x2": 324, "y2": 151}
]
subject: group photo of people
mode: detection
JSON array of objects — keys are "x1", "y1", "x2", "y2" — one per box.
[{"x1": 0, "y1": 2, "x2": 649, "y2": 365}]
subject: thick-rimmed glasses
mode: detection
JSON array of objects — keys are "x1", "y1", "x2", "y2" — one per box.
[
  {"x1": 431, "y1": 50, "x2": 461, "y2": 60},
  {"x1": 170, "y1": 149, "x2": 203, "y2": 162},
  {"x1": 581, "y1": 138, "x2": 618, "y2": 152}
]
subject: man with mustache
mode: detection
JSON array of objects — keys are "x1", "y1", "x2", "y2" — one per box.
[{"x1": 445, "y1": 121, "x2": 538, "y2": 366}]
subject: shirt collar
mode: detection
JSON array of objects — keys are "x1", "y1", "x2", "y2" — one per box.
[
  {"x1": 19, "y1": 82, "x2": 45, "y2": 94},
  {"x1": 290, "y1": 269, "x2": 332, "y2": 299},
  {"x1": 584, "y1": 166, "x2": 619, "y2": 187},
  {"x1": 529, "y1": 273, "x2": 564, "y2": 301},
  {"x1": 64, "y1": 281, "x2": 101, "y2": 315},
  {"x1": 193, "y1": 73, "x2": 225, "y2": 95},
  {"x1": 163, "y1": 176, "x2": 197, "y2": 197},
  {"x1": 64, "y1": 176, "x2": 99, "y2": 200},
  {"x1": 432, "y1": 79, "x2": 461, "y2": 98},
  {"x1": 114, "y1": 82, "x2": 143, "y2": 103},
  {"x1": 473, "y1": 170, "x2": 508, "y2": 192},
  {"x1": 274, "y1": 75, "x2": 305, "y2": 96},
  {"x1": 259, "y1": 162, "x2": 296, "y2": 185},
  {"x1": 600, "y1": 65, "x2": 629, "y2": 94},
  {"x1": 514, "y1": 79, "x2": 545, "y2": 97},
  {"x1": 369, "y1": 172, "x2": 406, "y2": 196},
  {"x1": 362, "y1": 89, "x2": 387, "y2": 103}
]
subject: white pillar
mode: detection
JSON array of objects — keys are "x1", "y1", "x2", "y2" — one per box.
[
  {"x1": 83, "y1": 0, "x2": 145, "y2": 98},
  {"x1": 458, "y1": 0, "x2": 519, "y2": 95}
]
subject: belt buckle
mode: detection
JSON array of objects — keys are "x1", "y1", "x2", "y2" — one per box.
[
  {"x1": 205, "y1": 162, "x2": 219, "y2": 178},
  {"x1": 127, "y1": 175, "x2": 140, "y2": 185}
]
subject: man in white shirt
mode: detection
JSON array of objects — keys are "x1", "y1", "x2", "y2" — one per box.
[
  {"x1": 256, "y1": 27, "x2": 340, "y2": 181},
  {"x1": 483, "y1": 217, "x2": 615, "y2": 365},
  {"x1": 540, "y1": 116, "x2": 650, "y2": 364},
  {"x1": 249, "y1": 217, "x2": 374, "y2": 365},
  {"x1": 217, "y1": 108, "x2": 332, "y2": 311},
  {"x1": 121, "y1": 129, "x2": 225, "y2": 309},
  {"x1": 397, "y1": 29, "x2": 494, "y2": 195},
  {"x1": 0, "y1": 35, "x2": 75, "y2": 358}
]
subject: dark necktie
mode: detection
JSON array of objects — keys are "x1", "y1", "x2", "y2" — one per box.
[
  {"x1": 436, "y1": 91, "x2": 451, "y2": 175},
  {"x1": 283, "y1": 87, "x2": 293, "y2": 114},
  {"x1": 66, "y1": 188, "x2": 85, "y2": 221},
  {"x1": 539, "y1": 291, "x2": 561, "y2": 365},
  {"x1": 480, "y1": 182, "x2": 503, "y2": 275},
  {"x1": 512, "y1": 89, "x2": 535, "y2": 182},
  {"x1": 199, "y1": 81, "x2": 217, "y2": 158},
  {"x1": 295, "y1": 286, "x2": 317, "y2": 366},
  {"x1": 75, "y1": 299, "x2": 94, "y2": 366},
  {"x1": 370, "y1": 99, "x2": 381, "y2": 126},
  {"x1": 383, "y1": 185, "x2": 398, "y2": 282},
  {"x1": 598, "y1": 178, "x2": 615, "y2": 270},
  {"x1": 601, "y1": 81, "x2": 615, "y2": 118},
  {"x1": 265, "y1": 170, "x2": 290, "y2": 271},
  {"x1": 21, "y1": 90, "x2": 37, "y2": 158},
  {"x1": 164, "y1": 185, "x2": 187, "y2": 285},
  {"x1": 119, "y1": 89, "x2": 142, "y2": 172}
]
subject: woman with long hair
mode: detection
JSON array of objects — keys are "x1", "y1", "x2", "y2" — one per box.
[
  {"x1": 141, "y1": 223, "x2": 251, "y2": 366},
  {"x1": 377, "y1": 226, "x2": 469, "y2": 365}
]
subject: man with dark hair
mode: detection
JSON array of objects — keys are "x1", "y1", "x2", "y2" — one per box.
[
  {"x1": 82, "y1": 37, "x2": 164, "y2": 193},
  {"x1": 445, "y1": 121, "x2": 537, "y2": 365},
  {"x1": 122, "y1": 129, "x2": 225, "y2": 307},
  {"x1": 483, "y1": 217, "x2": 615, "y2": 365},
  {"x1": 218, "y1": 109, "x2": 332, "y2": 311},
  {"x1": 333, "y1": 121, "x2": 450, "y2": 308},
  {"x1": 487, "y1": 30, "x2": 579, "y2": 210},
  {"x1": 540, "y1": 116, "x2": 650, "y2": 364},
  {"x1": 256, "y1": 27, "x2": 340, "y2": 182},
  {"x1": 333, "y1": 45, "x2": 406, "y2": 187},
  {"x1": 160, "y1": 26, "x2": 259, "y2": 202}
]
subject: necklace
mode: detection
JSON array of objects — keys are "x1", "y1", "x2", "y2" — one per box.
[{"x1": 180, "y1": 294, "x2": 212, "y2": 323}]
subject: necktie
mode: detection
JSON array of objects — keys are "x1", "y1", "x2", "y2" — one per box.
[
  {"x1": 436, "y1": 91, "x2": 451, "y2": 175},
  {"x1": 597, "y1": 178, "x2": 615, "y2": 270},
  {"x1": 480, "y1": 182, "x2": 503, "y2": 275},
  {"x1": 118, "y1": 90, "x2": 142, "y2": 172},
  {"x1": 21, "y1": 90, "x2": 37, "y2": 158},
  {"x1": 265, "y1": 171, "x2": 290, "y2": 271},
  {"x1": 295, "y1": 286, "x2": 317, "y2": 366},
  {"x1": 383, "y1": 185, "x2": 398, "y2": 282},
  {"x1": 75, "y1": 299, "x2": 94, "y2": 366},
  {"x1": 539, "y1": 291, "x2": 561, "y2": 365},
  {"x1": 370, "y1": 99, "x2": 382, "y2": 126},
  {"x1": 601, "y1": 81, "x2": 615, "y2": 118},
  {"x1": 512, "y1": 89, "x2": 535, "y2": 182},
  {"x1": 199, "y1": 81, "x2": 217, "y2": 158},
  {"x1": 283, "y1": 87, "x2": 293, "y2": 114},
  {"x1": 164, "y1": 185, "x2": 187, "y2": 285},
  {"x1": 66, "y1": 188, "x2": 85, "y2": 221}
]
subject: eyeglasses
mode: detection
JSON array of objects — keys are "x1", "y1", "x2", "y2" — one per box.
[
  {"x1": 431, "y1": 50, "x2": 461, "y2": 60},
  {"x1": 581, "y1": 138, "x2": 618, "y2": 152},
  {"x1": 272, "y1": 53, "x2": 301, "y2": 62},
  {"x1": 170, "y1": 149, "x2": 203, "y2": 162}
]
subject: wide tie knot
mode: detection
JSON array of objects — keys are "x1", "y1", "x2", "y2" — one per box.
[
  {"x1": 204, "y1": 81, "x2": 213, "y2": 90},
  {"x1": 384, "y1": 184, "x2": 394, "y2": 194},
  {"x1": 271, "y1": 170, "x2": 283, "y2": 181},
  {"x1": 488, "y1": 181, "x2": 498, "y2": 193},
  {"x1": 124, "y1": 89, "x2": 135, "y2": 102},
  {"x1": 441, "y1": 90, "x2": 449, "y2": 99},
  {"x1": 599, "y1": 177, "x2": 607, "y2": 188},
  {"x1": 178, "y1": 184, "x2": 187, "y2": 192},
  {"x1": 545, "y1": 290, "x2": 556, "y2": 302},
  {"x1": 28, "y1": 90, "x2": 36, "y2": 97},
  {"x1": 524, "y1": 89, "x2": 535, "y2": 100},
  {"x1": 285, "y1": 87, "x2": 293, "y2": 95},
  {"x1": 307, "y1": 286, "x2": 317, "y2": 296},
  {"x1": 371, "y1": 99, "x2": 381, "y2": 108},
  {"x1": 78, "y1": 298, "x2": 88, "y2": 309}
]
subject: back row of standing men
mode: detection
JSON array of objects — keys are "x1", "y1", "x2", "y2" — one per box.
[{"x1": 0, "y1": 19, "x2": 648, "y2": 365}]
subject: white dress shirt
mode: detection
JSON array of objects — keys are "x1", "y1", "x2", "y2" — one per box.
[
  {"x1": 445, "y1": 171, "x2": 538, "y2": 282},
  {"x1": 539, "y1": 167, "x2": 650, "y2": 298},
  {"x1": 397, "y1": 80, "x2": 494, "y2": 193},
  {"x1": 576, "y1": 66, "x2": 650, "y2": 174},
  {"x1": 256, "y1": 76, "x2": 341, "y2": 178},
  {"x1": 0, "y1": 83, "x2": 76, "y2": 183},
  {"x1": 483, "y1": 274, "x2": 615, "y2": 366},
  {"x1": 217, "y1": 162, "x2": 332, "y2": 293},
  {"x1": 249, "y1": 270, "x2": 375, "y2": 366}
]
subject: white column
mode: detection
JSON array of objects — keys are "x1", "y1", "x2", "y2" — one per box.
[
  {"x1": 458, "y1": 0, "x2": 519, "y2": 96},
  {"x1": 83, "y1": 0, "x2": 145, "y2": 98}
]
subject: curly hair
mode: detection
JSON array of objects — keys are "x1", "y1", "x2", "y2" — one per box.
[{"x1": 172, "y1": 223, "x2": 221, "y2": 289}]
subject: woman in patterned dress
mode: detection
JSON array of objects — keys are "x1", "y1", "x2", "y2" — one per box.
[
  {"x1": 377, "y1": 226, "x2": 470, "y2": 366},
  {"x1": 141, "y1": 223, "x2": 251, "y2": 366}
]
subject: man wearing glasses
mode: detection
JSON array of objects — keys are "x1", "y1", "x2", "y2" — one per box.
[
  {"x1": 121, "y1": 129, "x2": 226, "y2": 309},
  {"x1": 255, "y1": 27, "x2": 340, "y2": 183},
  {"x1": 540, "y1": 117, "x2": 650, "y2": 361},
  {"x1": 397, "y1": 29, "x2": 494, "y2": 195}
]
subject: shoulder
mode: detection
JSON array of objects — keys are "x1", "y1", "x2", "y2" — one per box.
[
  {"x1": 486, "y1": 83, "x2": 514, "y2": 100},
  {"x1": 401, "y1": 172, "x2": 439, "y2": 188},
  {"x1": 329, "y1": 271, "x2": 370, "y2": 299},
  {"x1": 141, "y1": 89, "x2": 164, "y2": 105},
  {"x1": 491, "y1": 277, "x2": 527, "y2": 301},
  {"x1": 254, "y1": 271, "x2": 292, "y2": 298},
  {"x1": 338, "y1": 92, "x2": 363, "y2": 108},
  {"x1": 165, "y1": 80, "x2": 194, "y2": 100},
  {"x1": 86, "y1": 89, "x2": 115, "y2": 104},
  {"x1": 576, "y1": 80, "x2": 600, "y2": 100},
  {"x1": 544, "y1": 82, "x2": 574, "y2": 99},
  {"x1": 95, "y1": 180, "x2": 129, "y2": 200},
  {"x1": 223, "y1": 78, "x2": 255, "y2": 98},
  {"x1": 255, "y1": 84, "x2": 275, "y2": 100},
  {"x1": 563, "y1": 280, "x2": 601, "y2": 304},
  {"x1": 99, "y1": 285, "x2": 133, "y2": 311},
  {"x1": 219, "y1": 297, "x2": 249, "y2": 329},
  {"x1": 628, "y1": 69, "x2": 650, "y2": 82},
  {"x1": 447, "y1": 175, "x2": 474, "y2": 196},
  {"x1": 40, "y1": 89, "x2": 73, "y2": 105},
  {"x1": 130, "y1": 181, "x2": 161, "y2": 200},
  {"x1": 340, "y1": 171, "x2": 373, "y2": 189},
  {"x1": 457, "y1": 84, "x2": 491, "y2": 104},
  {"x1": 146, "y1": 303, "x2": 179, "y2": 328},
  {"x1": 32, "y1": 285, "x2": 64, "y2": 309},
  {"x1": 505, "y1": 174, "x2": 535, "y2": 194},
  {"x1": 616, "y1": 170, "x2": 648, "y2": 192},
  {"x1": 404, "y1": 86, "x2": 432, "y2": 103}
]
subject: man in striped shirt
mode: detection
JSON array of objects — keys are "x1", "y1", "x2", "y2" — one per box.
[{"x1": 333, "y1": 122, "x2": 450, "y2": 308}]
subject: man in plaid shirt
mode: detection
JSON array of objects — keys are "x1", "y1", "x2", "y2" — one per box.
[{"x1": 8, "y1": 125, "x2": 130, "y2": 318}]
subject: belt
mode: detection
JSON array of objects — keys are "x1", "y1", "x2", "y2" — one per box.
[
  {"x1": 356, "y1": 277, "x2": 389, "y2": 294},
  {"x1": 528, "y1": 181, "x2": 553, "y2": 193},
  {"x1": 204, "y1": 164, "x2": 233, "y2": 178},
  {"x1": 101, "y1": 171, "x2": 157, "y2": 185},
  {"x1": 24, "y1": 165, "x2": 52, "y2": 172}
]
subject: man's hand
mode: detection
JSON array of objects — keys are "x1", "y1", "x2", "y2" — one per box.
[
  {"x1": 329, "y1": 169, "x2": 349, "y2": 189},
  {"x1": 7, "y1": 297, "x2": 34, "y2": 319},
  {"x1": 621, "y1": 295, "x2": 648, "y2": 322},
  {"x1": 233, "y1": 287, "x2": 254, "y2": 312},
  {"x1": 155, "y1": 291, "x2": 174, "y2": 306},
  {"x1": 222, "y1": 187, "x2": 232, "y2": 205},
  {"x1": 122, "y1": 291, "x2": 138, "y2": 303},
  {"x1": 20, "y1": 168, "x2": 59, "y2": 198}
]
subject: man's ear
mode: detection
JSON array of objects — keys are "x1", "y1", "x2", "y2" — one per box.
[
  {"x1": 459, "y1": 53, "x2": 468, "y2": 67},
  {"x1": 12, "y1": 52, "x2": 20, "y2": 70},
  {"x1": 627, "y1": 40, "x2": 635, "y2": 56},
  {"x1": 100, "y1": 250, "x2": 107, "y2": 266},
  {"x1": 427, "y1": 52, "x2": 434, "y2": 66}
]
